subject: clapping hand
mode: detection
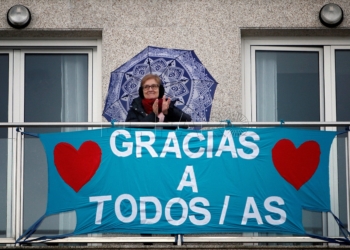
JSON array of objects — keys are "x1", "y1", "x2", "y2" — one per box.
[
  {"x1": 162, "y1": 96, "x2": 171, "y2": 115},
  {"x1": 152, "y1": 99, "x2": 159, "y2": 115}
]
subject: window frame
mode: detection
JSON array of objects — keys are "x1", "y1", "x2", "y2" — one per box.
[
  {"x1": 0, "y1": 39, "x2": 102, "y2": 243},
  {"x1": 242, "y1": 37, "x2": 350, "y2": 237},
  {"x1": 329, "y1": 46, "x2": 350, "y2": 232},
  {"x1": 0, "y1": 50, "x2": 14, "y2": 240}
]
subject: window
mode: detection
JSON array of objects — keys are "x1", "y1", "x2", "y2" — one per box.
[
  {"x1": 243, "y1": 38, "x2": 350, "y2": 238},
  {"x1": 255, "y1": 48, "x2": 322, "y2": 123},
  {"x1": 23, "y1": 53, "x2": 89, "y2": 235},
  {"x1": 0, "y1": 40, "x2": 101, "y2": 243},
  {"x1": 253, "y1": 46, "x2": 324, "y2": 236}
]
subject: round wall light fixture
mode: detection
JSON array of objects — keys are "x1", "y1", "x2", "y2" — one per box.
[
  {"x1": 319, "y1": 3, "x2": 343, "y2": 28},
  {"x1": 7, "y1": 5, "x2": 31, "y2": 29}
]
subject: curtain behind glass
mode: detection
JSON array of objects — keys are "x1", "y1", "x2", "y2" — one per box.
[
  {"x1": 23, "y1": 54, "x2": 88, "y2": 236},
  {"x1": 256, "y1": 52, "x2": 277, "y2": 121},
  {"x1": 61, "y1": 55, "x2": 88, "y2": 126},
  {"x1": 0, "y1": 54, "x2": 9, "y2": 237}
]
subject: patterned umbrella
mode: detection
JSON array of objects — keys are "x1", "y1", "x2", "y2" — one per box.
[{"x1": 103, "y1": 46, "x2": 218, "y2": 123}]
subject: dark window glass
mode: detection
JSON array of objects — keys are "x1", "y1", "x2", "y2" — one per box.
[{"x1": 0, "y1": 54, "x2": 9, "y2": 237}]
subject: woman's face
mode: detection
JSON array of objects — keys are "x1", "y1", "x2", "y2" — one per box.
[{"x1": 142, "y1": 78, "x2": 160, "y2": 99}]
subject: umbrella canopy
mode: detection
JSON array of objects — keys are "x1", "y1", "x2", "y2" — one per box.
[{"x1": 103, "y1": 46, "x2": 218, "y2": 123}]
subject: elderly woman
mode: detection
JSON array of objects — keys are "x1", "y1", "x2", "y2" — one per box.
[
  {"x1": 126, "y1": 74, "x2": 190, "y2": 243},
  {"x1": 126, "y1": 74, "x2": 191, "y2": 125}
]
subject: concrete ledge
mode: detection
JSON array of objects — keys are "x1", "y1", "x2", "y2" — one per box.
[
  {"x1": 0, "y1": 29, "x2": 102, "y2": 38},
  {"x1": 0, "y1": 244, "x2": 348, "y2": 250},
  {"x1": 241, "y1": 28, "x2": 350, "y2": 37}
]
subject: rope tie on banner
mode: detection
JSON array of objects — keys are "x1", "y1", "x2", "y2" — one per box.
[
  {"x1": 15, "y1": 215, "x2": 45, "y2": 244},
  {"x1": 111, "y1": 119, "x2": 115, "y2": 128},
  {"x1": 219, "y1": 120, "x2": 232, "y2": 137},
  {"x1": 15, "y1": 214, "x2": 73, "y2": 245},
  {"x1": 331, "y1": 211, "x2": 350, "y2": 241},
  {"x1": 306, "y1": 211, "x2": 350, "y2": 245},
  {"x1": 220, "y1": 119, "x2": 232, "y2": 127},
  {"x1": 280, "y1": 120, "x2": 285, "y2": 126},
  {"x1": 16, "y1": 127, "x2": 39, "y2": 138},
  {"x1": 337, "y1": 126, "x2": 350, "y2": 136}
]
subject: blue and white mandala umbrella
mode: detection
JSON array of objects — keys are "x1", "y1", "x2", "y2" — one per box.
[{"x1": 103, "y1": 46, "x2": 218, "y2": 122}]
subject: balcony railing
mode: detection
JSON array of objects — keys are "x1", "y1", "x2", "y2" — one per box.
[
  {"x1": 0, "y1": 122, "x2": 349, "y2": 246},
  {"x1": 1, "y1": 121, "x2": 350, "y2": 128}
]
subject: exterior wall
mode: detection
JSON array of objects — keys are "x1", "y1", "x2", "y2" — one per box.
[{"x1": 1, "y1": 0, "x2": 350, "y2": 121}]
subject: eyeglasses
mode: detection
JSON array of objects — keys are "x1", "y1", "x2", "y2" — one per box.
[{"x1": 143, "y1": 84, "x2": 159, "y2": 90}]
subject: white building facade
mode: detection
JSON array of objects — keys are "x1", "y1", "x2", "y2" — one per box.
[{"x1": 1, "y1": 0, "x2": 350, "y2": 246}]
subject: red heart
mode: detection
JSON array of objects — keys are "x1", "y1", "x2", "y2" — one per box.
[
  {"x1": 54, "y1": 141, "x2": 102, "y2": 192},
  {"x1": 272, "y1": 139, "x2": 320, "y2": 190}
]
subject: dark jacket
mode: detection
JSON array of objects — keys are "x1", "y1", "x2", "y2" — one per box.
[{"x1": 125, "y1": 97, "x2": 192, "y2": 128}]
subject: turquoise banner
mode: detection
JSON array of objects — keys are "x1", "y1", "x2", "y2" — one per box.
[{"x1": 32, "y1": 127, "x2": 336, "y2": 236}]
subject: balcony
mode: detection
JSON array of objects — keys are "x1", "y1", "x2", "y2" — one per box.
[{"x1": 0, "y1": 121, "x2": 349, "y2": 248}]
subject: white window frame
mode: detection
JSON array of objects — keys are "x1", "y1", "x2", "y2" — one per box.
[
  {"x1": 0, "y1": 40, "x2": 102, "y2": 123},
  {"x1": 329, "y1": 46, "x2": 350, "y2": 233},
  {"x1": 16, "y1": 49, "x2": 94, "y2": 122},
  {"x1": 0, "y1": 39, "x2": 102, "y2": 243},
  {"x1": 249, "y1": 46, "x2": 324, "y2": 122},
  {"x1": 242, "y1": 37, "x2": 350, "y2": 238},
  {"x1": 0, "y1": 50, "x2": 15, "y2": 240}
]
